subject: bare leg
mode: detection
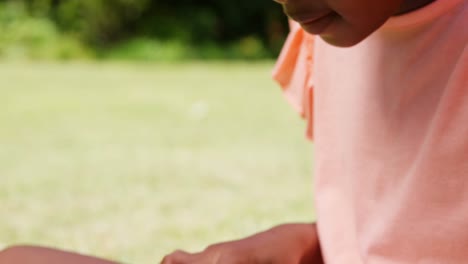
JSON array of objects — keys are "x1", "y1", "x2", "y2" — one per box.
[{"x1": 0, "y1": 245, "x2": 121, "y2": 264}]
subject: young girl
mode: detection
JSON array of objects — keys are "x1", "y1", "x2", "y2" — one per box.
[
  {"x1": 2, "y1": 0, "x2": 466, "y2": 263},
  {"x1": 162, "y1": 0, "x2": 467, "y2": 263}
]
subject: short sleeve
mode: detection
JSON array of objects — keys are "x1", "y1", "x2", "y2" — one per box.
[{"x1": 272, "y1": 21, "x2": 315, "y2": 140}]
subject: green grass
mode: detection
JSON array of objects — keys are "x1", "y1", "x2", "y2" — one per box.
[{"x1": 0, "y1": 62, "x2": 314, "y2": 263}]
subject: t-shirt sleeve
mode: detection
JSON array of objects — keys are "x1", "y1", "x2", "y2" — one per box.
[{"x1": 272, "y1": 21, "x2": 315, "y2": 140}]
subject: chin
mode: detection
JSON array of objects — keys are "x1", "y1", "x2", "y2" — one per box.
[
  {"x1": 318, "y1": 34, "x2": 365, "y2": 48},
  {"x1": 310, "y1": 22, "x2": 377, "y2": 48}
]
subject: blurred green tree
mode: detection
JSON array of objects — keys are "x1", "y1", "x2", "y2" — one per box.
[{"x1": 1, "y1": 0, "x2": 288, "y2": 59}]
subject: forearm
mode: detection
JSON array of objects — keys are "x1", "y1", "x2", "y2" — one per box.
[{"x1": 162, "y1": 222, "x2": 324, "y2": 264}]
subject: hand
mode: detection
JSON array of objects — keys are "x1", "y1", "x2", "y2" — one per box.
[{"x1": 161, "y1": 223, "x2": 323, "y2": 264}]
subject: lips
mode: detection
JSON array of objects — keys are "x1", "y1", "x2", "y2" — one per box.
[
  {"x1": 293, "y1": 12, "x2": 335, "y2": 35},
  {"x1": 294, "y1": 12, "x2": 330, "y2": 24}
]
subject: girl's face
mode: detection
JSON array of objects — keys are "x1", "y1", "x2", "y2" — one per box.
[{"x1": 280, "y1": 0, "x2": 404, "y2": 47}]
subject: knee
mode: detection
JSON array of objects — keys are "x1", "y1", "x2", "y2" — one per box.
[
  {"x1": 0, "y1": 245, "x2": 21, "y2": 262},
  {"x1": 0, "y1": 245, "x2": 36, "y2": 262}
]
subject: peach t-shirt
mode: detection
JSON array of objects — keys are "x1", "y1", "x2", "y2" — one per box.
[{"x1": 273, "y1": 0, "x2": 467, "y2": 263}]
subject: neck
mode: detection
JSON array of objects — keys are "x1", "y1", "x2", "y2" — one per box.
[{"x1": 395, "y1": 0, "x2": 436, "y2": 15}]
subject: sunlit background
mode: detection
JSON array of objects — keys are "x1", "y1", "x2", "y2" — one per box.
[{"x1": 0, "y1": 1, "x2": 314, "y2": 263}]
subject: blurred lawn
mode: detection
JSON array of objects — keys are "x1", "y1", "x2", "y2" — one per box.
[{"x1": 0, "y1": 62, "x2": 314, "y2": 263}]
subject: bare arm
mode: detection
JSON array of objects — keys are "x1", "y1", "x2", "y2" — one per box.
[{"x1": 161, "y1": 223, "x2": 324, "y2": 264}]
